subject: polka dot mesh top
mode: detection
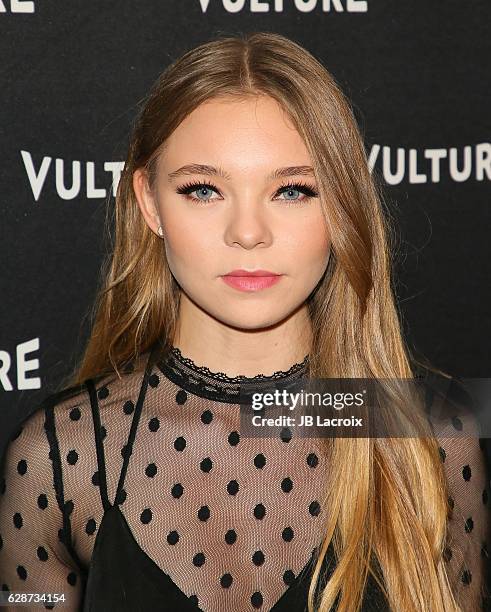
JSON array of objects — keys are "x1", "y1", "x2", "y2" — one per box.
[{"x1": 0, "y1": 342, "x2": 490, "y2": 611}]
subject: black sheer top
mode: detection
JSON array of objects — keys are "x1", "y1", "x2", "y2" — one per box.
[{"x1": 0, "y1": 341, "x2": 490, "y2": 611}]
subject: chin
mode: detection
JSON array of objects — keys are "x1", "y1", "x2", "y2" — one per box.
[{"x1": 211, "y1": 305, "x2": 296, "y2": 332}]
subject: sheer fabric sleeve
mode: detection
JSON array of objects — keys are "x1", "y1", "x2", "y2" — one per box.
[
  {"x1": 0, "y1": 406, "x2": 83, "y2": 611},
  {"x1": 436, "y1": 410, "x2": 491, "y2": 611}
]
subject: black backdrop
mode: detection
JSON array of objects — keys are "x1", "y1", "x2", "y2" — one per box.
[{"x1": 1, "y1": 1, "x2": 490, "y2": 452}]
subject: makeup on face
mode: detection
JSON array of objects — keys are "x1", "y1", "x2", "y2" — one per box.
[{"x1": 220, "y1": 269, "x2": 283, "y2": 292}]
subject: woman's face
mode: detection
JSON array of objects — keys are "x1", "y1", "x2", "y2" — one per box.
[{"x1": 134, "y1": 95, "x2": 330, "y2": 331}]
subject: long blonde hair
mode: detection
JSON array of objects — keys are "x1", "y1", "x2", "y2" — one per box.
[{"x1": 64, "y1": 32, "x2": 459, "y2": 611}]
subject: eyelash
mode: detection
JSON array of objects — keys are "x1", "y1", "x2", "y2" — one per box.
[{"x1": 175, "y1": 180, "x2": 318, "y2": 206}]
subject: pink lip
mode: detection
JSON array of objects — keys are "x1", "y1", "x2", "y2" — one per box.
[{"x1": 221, "y1": 269, "x2": 283, "y2": 292}]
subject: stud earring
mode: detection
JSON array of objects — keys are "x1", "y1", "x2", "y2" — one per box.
[{"x1": 157, "y1": 226, "x2": 164, "y2": 237}]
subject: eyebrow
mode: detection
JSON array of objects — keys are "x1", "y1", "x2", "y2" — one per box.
[{"x1": 167, "y1": 163, "x2": 315, "y2": 182}]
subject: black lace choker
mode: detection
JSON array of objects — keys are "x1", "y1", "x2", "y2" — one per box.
[{"x1": 156, "y1": 346, "x2": 310, "y2": 404}]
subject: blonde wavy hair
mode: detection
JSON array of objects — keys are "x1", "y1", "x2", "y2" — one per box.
[{"x1": 64, "y1": 31, "x2": 460, "y2": 611}]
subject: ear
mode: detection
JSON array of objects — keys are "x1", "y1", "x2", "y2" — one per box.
[{"x1": 133, "y1": 168, "x2": 161, "y2": 237}]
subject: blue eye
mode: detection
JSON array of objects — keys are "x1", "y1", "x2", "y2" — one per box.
[
  {"x1": 283, "y1": 187, "x2": 300, "y2": 199},
  {"x1": 176, "y1": 182, "x2": 220, "y2": 203},
  {"x1": 175, "y1": 180, "x2": 318, "y2": 205},
  {"x1": 278, "y1": 186, "x2": 302, "y2": 200},
  {"x1": 274, "y1": 182, "x2": 318, "y2": 203}
]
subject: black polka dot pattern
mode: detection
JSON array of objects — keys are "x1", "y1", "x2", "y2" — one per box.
[
  {"x1": 37, "y1": 494, "x2": 48, "y2": 510},
  {"x1": 451, "y1": 416, "x2": 463, "y2": 431},
  {"x1": 254, "y1": 453, "x2": 266, "y2": 469},
  {"x1": 200, "y1": 458, "x2": 213, "y2": 473},
  {"x1": 1, "y1": 350, "x2": 488, "y2": 612},
  {"x1": 225, "y1": 529, "x2": 237, "y2": 544},
  {"x1": 171, "y1": 483, "x2": 184, "y2": 499},
  {"x1": 115, "y1": 488, "x2": 127, "y2": 505},
  {"x1": 176, "y1": 390, "x2": 187, "y2": 405},
  {"x1": 279, "y1": 427, "x2": 292, "y2": 442},
  {"x1": 123, "y1": 401, "x2": 135, "y2": 415},
  {"x1": 140, "y1": 508, "x2": 152, "y2": 524},
  {"x1": 306, "y1": 452, "x2": 318, "y2": 468},
  {"x1": 69, "y1": 407, "x2": 81, "y2": 421},
  {"x1": 148, "y1": 417, "x2": 160, "y2": 432},
  {"x1": 281, "y1": 477, "x2": 293, "y2": 493},
  {"x1": 174, "y1": 437, "x2": 186, "y2": 451},
  {"x1": 67, "y1": 450, "x2": 78, "y2": 465},
  {"x1": 198, "y1": 506, "x2": 210, "y2": 522},
  {"x1": 251, "y1": 591, "x2": 263, "y2": 608},
  {"x1": 227, "y1": 480, "x2": 239, "y2": 495},
  {"x1": 253, "y1": 503, "x2": 266, "y2": 520},
  {"x1": 121, "y1": 444, "x2": 131, "y2": 460},
  {"x1": 192, "y1": 552, "x2": 205, "y2": 567},
  {"x1": 201, "y1": 410, "x2": 213, "y2": 424},
  {"x1": 438, "y1": 446, "x2": 446, "y2": 462},
  {"x1": 433, "y1": 417, "x2": 491, "y2": 610},
  {"x1": 220, "y1": 573, "x2": 233, "y2": 588},
  {"x1": 461, "y1": 569, "x2": 472, "y2": 585},
  {"x1": 228, "y1": 431, "x2": 240, "y2": 446},
  {"x1": 148, "y1": 374, "x2": 160, "y2": 388},
  {"x1": 283, "y1": 569, "x2": 296, "y2": 585},
  {"x1": 145, "y1": 463, "x2": 157, "y2": 478},
  {"x1": 252, "y1": 550, "x2": 265, "y2": 566},
  {"x1": 97, "y1": 387, "x2": 109, "y2": 400},
  {"x1": 282, "y1": 527, "x2": 294, "y2": 542}
]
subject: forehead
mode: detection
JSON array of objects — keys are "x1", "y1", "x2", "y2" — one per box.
[{"x1": 159, "y1": 95, "x2": 312, "y2": 173}]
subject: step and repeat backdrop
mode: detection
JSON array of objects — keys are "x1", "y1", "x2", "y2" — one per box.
[{"x1": 1, "y1": 1, "x2": 490, "y2": 450}]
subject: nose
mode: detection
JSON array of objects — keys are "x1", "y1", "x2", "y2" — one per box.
[{"x1": 223, "y1": 198, "x2": 274, "y2": 249}]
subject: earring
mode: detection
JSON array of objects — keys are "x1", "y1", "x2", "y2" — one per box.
[{"x1": 157, "y1": 226, "x2": 164, "y2": 237}]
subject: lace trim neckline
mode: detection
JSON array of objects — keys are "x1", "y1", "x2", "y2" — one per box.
[{"x1": 156, "y1": 346, "x2": 310, "y2": 404}]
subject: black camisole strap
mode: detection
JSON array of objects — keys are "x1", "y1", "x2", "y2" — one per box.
[
  {"x1": 86, "y1": 378, "x2": 112, "y2": 512},
  {"x1": 85, "y1": 341, "x2": 162, "y2": 511},
  {"x1": 114, "y1": 341, "x2": 161, "y2": 504},
  {"x1": 44, "y1": 400, "x2": 85, "y2": 573}
]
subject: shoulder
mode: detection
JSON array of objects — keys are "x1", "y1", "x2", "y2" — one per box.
[
  {"x1": 1, "y1": 351, "x2": 150, "y2": 484},
  {"x1": 427, "y1": 376, "x2": 490, "y2": 510},
  {"x1": 0, "y1": 383, "x2": 87, "y2": 488},
  {"x1": 412, "y1": 367, "x2": 491, "y2": 490},
  {"x1": 0, "y1": 384, "x2": 94, "y2": 570},
  {"x1": 0, "y1": 384, "x2": 93, "y2": 549}
]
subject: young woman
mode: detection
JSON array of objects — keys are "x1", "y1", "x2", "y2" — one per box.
[{"x1": 0, "y1": 32, "x2": 489, "y2": 612}]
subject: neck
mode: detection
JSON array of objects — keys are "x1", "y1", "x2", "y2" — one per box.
[{"x1": 172, "y1": 293, "x2": 312, "y2": 378}]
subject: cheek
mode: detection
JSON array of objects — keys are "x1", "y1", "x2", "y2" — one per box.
[
  {"x1": 285, "y1": 213, "x2": 330, "y2": 267},
  {"x1": 160, "y1": 214, "x2": 218, "y2": 278},
  {"x1": 160, "y1": 200, "x2": 330, "y2": 283}
]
